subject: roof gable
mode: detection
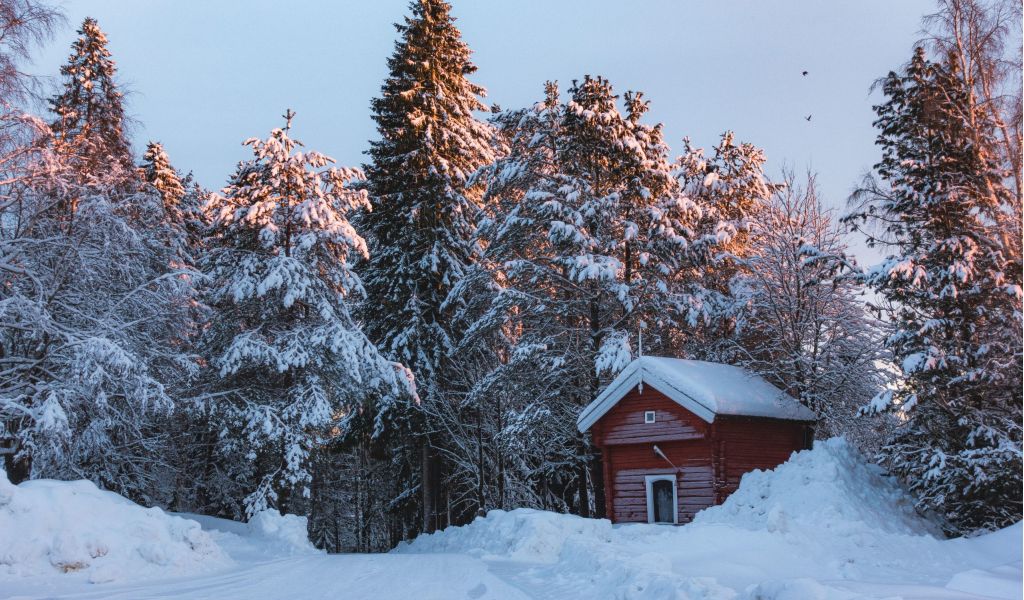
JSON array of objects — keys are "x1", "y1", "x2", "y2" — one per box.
[{"x1": 577, "y1": 356, "x2": 817, "y2": 432}]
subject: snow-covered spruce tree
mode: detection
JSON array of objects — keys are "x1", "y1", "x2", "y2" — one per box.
[
  {"x1": 137, "y1": 141, "x2": 213, "y2": 511},
  {"x1": 356, "y1": 0, "x2": 493, "y2": 533},
  {"x1": 139, "y1": 141, "x2": 206, "y2": 261},
  {"x1": 729, "y1": 171, "x2": 892, "y2": 448},
  {"x1": 200, "y1": 113, "x2": 413, "y2": 519},
  {"x1": 845, "y1": 47, "x2": 1022, "y2": 533},
  {"x1": 672, "y1": 132, "x2": 777, "y2": 359},
  {"x1": 459, "y1": 78, "x2": 701, "y2": 516},
  {"x1": 140, "y1": 141, "x2": 184, "y2": 215},
  {"x1": 48, "y1": 17, "x2": 135, "y2": 193}
]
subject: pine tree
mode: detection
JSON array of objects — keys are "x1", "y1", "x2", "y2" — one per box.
[
  {"x1": 140, "y1": 141, "x2": 184, "y2": 216},
  {"x1": 845, "y1": 48, "x2": 1022, "y2": 533},
  {"x1": 457, "y1": 78, "x2": 702, "y2": 517},
  {"x1": 48, "y1": 17, "x2": 134, "y2": 189},
  {"x1": 200, "y1": 112, "x2": 412, "y2": 518},
  {"x1": 673, "y1": 132, "x2": 778, "y2": 359},
  {"x1": 138, "y1": 141, "x2": 208, "y2": 262},
  {"x1": 357, "y1": 0, "x2": 493, "y2": 533}
]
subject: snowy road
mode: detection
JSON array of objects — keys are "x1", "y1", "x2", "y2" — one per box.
[
  {"x1": 2, "y1": 547, "x2": 1020, "y2": 600},
  {"x1": 1, "y1": 554, "x2": 533, "y2": 600}
]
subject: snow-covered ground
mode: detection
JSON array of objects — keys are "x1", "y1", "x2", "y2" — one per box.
[{"x1": 2, "y1": 439, "x2": 1020, "y2": 600}]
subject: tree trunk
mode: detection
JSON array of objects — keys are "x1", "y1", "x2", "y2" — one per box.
[
  {"x1": 3, "y1": 450, "x2": 31, "y2": 484},
  {"x1": 421, "y1": 443, "x2": 437, "y2": 533},
  {"x1": 590, "y1": 446, "x2": 606, "y2": 519},
  {"x1": 476, "y1": 405, "x2": 485, "y2": 516},
  {"x1": 577, "y1": 460, "x2": 591, "y2": 518}
]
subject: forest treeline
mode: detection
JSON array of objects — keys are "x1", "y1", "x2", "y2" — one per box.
[{"x1": 0, "y1": 0, "x2": 1019, "y2": 550}]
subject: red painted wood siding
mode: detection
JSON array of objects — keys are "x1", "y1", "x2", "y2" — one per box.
[
  {"x1": 604, "y1": 440, "x2": 715, "y2": 524},
  {"x1": 589, "y1": 384, "x2": 813, "y2": 524},
  {"x1": 714, "y1": 416, "x2": 812, "y2": 500},
  {"x1": 592, "y1": 386, "x2": 708, "y2": 446}
]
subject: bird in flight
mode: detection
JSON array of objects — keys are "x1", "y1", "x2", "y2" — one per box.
[
  {"x1": 805, "y1": 114, "x2": 812, "y2": 121},
  {"x1": 802, "y1": 70, "x2": 809, "y2": 76}
]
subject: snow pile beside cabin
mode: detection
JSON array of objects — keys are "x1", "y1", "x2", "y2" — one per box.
[
  {"x1": 400, "y1": 439, "x2": 1021, "y2": 599},
  {"x1": 693, "y1": 437, "x2": 934, "y2": 536},
  {"x1": 0, "y1": 471, "x2": 229, "y2": 583}
]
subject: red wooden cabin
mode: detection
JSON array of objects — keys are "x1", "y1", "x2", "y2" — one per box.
[{"x1": 577, "y1": 356, "x2": 816, "y2": 524}]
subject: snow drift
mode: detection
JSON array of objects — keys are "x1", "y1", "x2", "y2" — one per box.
[
  {"x1": 693, "y1": 437, "x2": 936, "y2": 536},
  {"x1": 179, "y1": 509, "x2": 321, "y2": 557},
  {"x1": 0, "y1": 471, "x2": 228, "y2": 583},
  {"x1": 400, "y1": 438, "x2": 1021, "y2": 600},
  {"x1": 398, "y1": 508, "x2": 612, "y2": 561},
  {"x1": 246, "y1": 509, "x2": 318, "y2": 553}
]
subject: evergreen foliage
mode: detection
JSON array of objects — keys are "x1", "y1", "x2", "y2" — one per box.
[
  {"x1": 139, "y1": 141, "x2": 207, "y2": 261},
  {"x1": 845, "y1": 47, "x2": 1022, "y2": 533},
  {"x1": 1, "y1": 10, "x2": 196, "y2": 506},
  {"x1": 198, "y1": 114, "x2": 414, "y2": 518},
  {"x1": 4, "y1": 0, "x2": 1018, "y2": 554},
  {"x1": 141, "y1": 141, "x2": 184, "y2": 215},
  {"x1": 355, "y1": 0, "x2": 493, "y2": 534},
  {"x1": 453, "y1": 77, "x2": 703, "y2": 517},
  {"x1": 672, "y1": 132, "x2": 778, "y2": 357},
  {"x1": 48, "y1": 17, "x2": 134, "y2": 188}
]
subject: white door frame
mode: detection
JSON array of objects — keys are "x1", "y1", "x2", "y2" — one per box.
[{"x1": 644, "y1": 474, "x2": 678, "y2": 524}]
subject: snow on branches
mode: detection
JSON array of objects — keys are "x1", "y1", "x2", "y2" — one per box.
[{"x1": 201, "y1": 114, "x2": 413, "y2": 518}]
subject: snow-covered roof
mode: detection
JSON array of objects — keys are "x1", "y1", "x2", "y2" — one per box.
[{"x1": 577, "y1": 356, "x2": 816, "y2": 432}]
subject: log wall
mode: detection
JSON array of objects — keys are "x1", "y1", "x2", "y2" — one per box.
[{"x1": 590, "y1": 385, "x2": 813, "y2": 524}]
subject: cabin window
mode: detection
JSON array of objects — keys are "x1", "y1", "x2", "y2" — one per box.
[
  {"x1": 644, "y1": 474, "x2": 678, "y2": 524},
  {"x1": 644, "y1": 410, "x2": 656, "y2": 424}
]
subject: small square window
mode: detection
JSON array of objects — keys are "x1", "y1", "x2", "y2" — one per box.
[{"x1": 644, "y1": 410, "x2": 656, "y2": 424}]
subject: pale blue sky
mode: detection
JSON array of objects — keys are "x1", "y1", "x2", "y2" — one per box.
[{"x1": 38, "y1": 0, "x2": 934, "y2": 261}]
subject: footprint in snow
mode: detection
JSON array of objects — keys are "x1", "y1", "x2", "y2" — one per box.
[{"x1": 467, "y1": 582, "x2": 487, "y2": 598}]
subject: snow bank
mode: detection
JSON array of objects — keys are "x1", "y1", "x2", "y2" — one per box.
[
  {"x1": 398, "y1": 438, "x2": 1019, "y2": 599},
  {"x1": 397, "y1": 508, "x2": 611, "y2": 562},
  {"x1": 246, "y1": 509, "x2": 319, "y2": 554},
  {"x1": 740, "y1": 578, "x2": 860, "y2": 600},
  {"x1": 403, "y1": 511, "x2": 739, "y2": 599},
  {"x1": 694, "y1": 437, "x2": 936, "y2": 537},
  {"x1": 0, "y1": 471, "x2": 228, "y2": 583},
  {"x1": 172, "y1": 510, "x2": 320, "y2": 561}
]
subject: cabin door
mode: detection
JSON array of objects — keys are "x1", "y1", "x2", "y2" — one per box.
[{"x1": 644, "y1": 475, "x2": 678, "y2": 524}]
